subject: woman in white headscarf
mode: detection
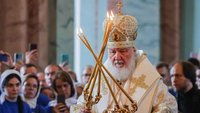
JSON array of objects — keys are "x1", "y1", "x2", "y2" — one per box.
[
  {"x1": 0, "y1": 69, "x2": 32, "y2": 113},
  {"x1": 48, "y1": 71, "x2": 77, "y2": 113},
  {"x1": 21, "y1": 73, "x2": 47, "y2": 113}
]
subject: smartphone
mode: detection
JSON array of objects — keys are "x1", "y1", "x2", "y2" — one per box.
[
  {"x1": 14, "y1": 53, "x2": 23, "y2": 63},
  {"x1": 60, "y1": 53, "x2": 69, "y2": 64},
  {"x1": 29, "y1": 43, "x2": 37, "y2": 51},
  {"x1": 57, "y1": 94, "x2": 66, "y2": 104},
  {"x1": 0, "y1": 54, "x2": 8, "y2": 62}
]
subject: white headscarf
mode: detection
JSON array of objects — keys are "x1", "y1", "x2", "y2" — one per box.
[
  {"x1": 48, "y1": 71, "x2": 77, "y2": 107},
  {"x1": 21, "y1": 74, "x2": 41, "y2": 109},
  {"x1": 0, "y1": 69, "x2": 22, "y2": 104}
]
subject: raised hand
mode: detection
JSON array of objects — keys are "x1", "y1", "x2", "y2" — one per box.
[
  {"x1": 25, "y1": 50, "x2": 38, "y2": 64},
  {"x1": 53, "y1": 103, "x2": 69, "y2": 113},
  {"x1": 0, "y1": 50, "x2": 14, "y2": 68}
]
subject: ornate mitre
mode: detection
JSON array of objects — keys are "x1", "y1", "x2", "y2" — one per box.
[{"x1": 107, "y1": 14, "x2": 138, "y2": 48}]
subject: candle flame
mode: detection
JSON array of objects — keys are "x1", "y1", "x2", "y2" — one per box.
[
  {"x1": 110, "y1": 16, "x2": 113, "y2": 20},
  {"x1": 111, "y1": 11, "x2": 114, "y2": 18},
  {"x1": 76, "y1": 29, "x2": 79, "y2": 35},
  {"x1": 107, "y1": 12, "x2": 109, "y2": 18},
  {"x1": 80, "y1": 28, "x2": 83, "y2": 34}
]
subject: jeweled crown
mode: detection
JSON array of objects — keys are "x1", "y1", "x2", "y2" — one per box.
[{"x1": 107, "y1": 14, "x2": 138, "y2": 48}]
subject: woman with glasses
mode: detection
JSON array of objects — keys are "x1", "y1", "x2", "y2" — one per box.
[
  {"x1": 22, "y1": 73, "x2": 46, "y2": 113},
  {"x1": 0, "y1": 69, "x2": 31, "y2": 113}
]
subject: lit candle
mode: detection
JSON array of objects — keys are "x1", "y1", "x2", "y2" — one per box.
[
  {"x1": 79, "y1": 28, "x2": 87, "y2": 40},
  {"x1": 107, "y1": 12, "x2": 109, "y2": 19},
  {"x1": 104, "y1": 12, "x2": 109, "y2": 33},
  {"x1": 106, "y1": 11, "x2": 114, "y2": 36},
  {"x1": 77, "y1": 28, "x2": 82, "y2": 38},
  {"x1": 80, "y1": 28, "x2": 83, "y2": 35},
  {"x1": 104, "y1": 11, "x2": 114, "y2": 41},
  {"x1": 111, "y1": 11, "x2": 114, "y2": 18}
]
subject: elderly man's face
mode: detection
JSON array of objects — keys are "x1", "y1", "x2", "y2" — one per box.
[
  {"x1": 105, "y1": 47, "x2": 136, "y2": 81},
  {"x1": 108, "y1": 47, "x2": 135, "y2": 69}
]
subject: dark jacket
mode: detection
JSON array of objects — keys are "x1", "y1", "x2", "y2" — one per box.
[{"x1": 177, "y1": 87, "x2": 200, "y2": 113}]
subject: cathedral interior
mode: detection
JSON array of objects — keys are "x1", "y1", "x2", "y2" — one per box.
[{"x1": 0, "y1": 0, "x2": 200, "y2": 80}]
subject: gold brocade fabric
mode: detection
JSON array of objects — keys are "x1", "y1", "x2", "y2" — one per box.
[{"x1": 106, "y1": 74, "x2": 149, "y2": 110}]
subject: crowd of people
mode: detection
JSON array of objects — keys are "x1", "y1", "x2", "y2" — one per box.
[
  {"x1": 1, "y1": 13, "x2": 200, "y2": 113},
  {"x1": 0, "y1": 49, "x2": 94, "y2": 113}
]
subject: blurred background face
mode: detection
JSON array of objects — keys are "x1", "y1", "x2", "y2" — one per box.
[
  {"x1": 157, "y1": 66, "x2": 171, "y2": 86},
  {"x1": 20, "y1": 66, "x2": 37, "y2": 76},
  {"x1": 170, "y1": 63, "x2": 188, "y2": 92},
  {"x1": 37, "y1": 72, "x2": 48, "y2": 87},
  {"x1": 157, "y1": 67, "x2": 169, "y2": 77},
  {"x1": 23, "y1": 77, "x2": 38, "y2": 99},
  {"x1": 75, "y1": 84, "x2": 84, "y2": 98},
  {"x1": 55, "y1": 79, "x2": 71, "y2": 98},
  {"x1": 82, "y1": 69, "x2": 92, "y2": 84},
  {"x1": 4, "y1": 77, "x2": 21, "y2": 100},
  {"x1": 45, "y1": 65, "x2": 60, "y2": 86},
  {"x1": 41, "y1": 88, "x2": 55, "y2": 100}
]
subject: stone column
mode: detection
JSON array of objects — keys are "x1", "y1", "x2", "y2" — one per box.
[
  {"x1": 56, "y1": 0, "x2": 74, "y2": 67},
  {"x1": 0, "y1": 0, "x2": 53, "y2": 70},
  {"x1": 48, "y1": 0, "x2": 57, "y2": 64},
  {"x1": 27, "y1": 0, "x2": 39, "y2": 43},
  {"x1": 38, "y1": 0, "x2": 50, "y2": 69},
  {"x1": 27, "y1": 0, "x2": 52, "y2": 70},
  {"x1": 0, "y1": 0, "x2": 5, "y2": 46},
  {"x1": 160, "y1": 0, "x2": 180, "y2": 64},
  {"x1": 0, "y1": 0, "x2": 27, "y2": 53}
]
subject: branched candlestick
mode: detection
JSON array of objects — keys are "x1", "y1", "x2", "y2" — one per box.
[{"x1": 77, "y1": 11, "x2": 138, "y2": 113}]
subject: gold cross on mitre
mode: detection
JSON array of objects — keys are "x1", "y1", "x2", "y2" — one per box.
[
  {"x1": 116, "y1": 1, "x2": 123, "y2": 14},
  {"x1": 130, "y1": 74, "x2": 149, "y2": 94}
]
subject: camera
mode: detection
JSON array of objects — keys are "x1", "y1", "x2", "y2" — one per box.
[
  {"x1": 60, "y1": 53, "x2": 69, "y2": 64},
  {"x1": 57, "y1": 94, "x2": 66, "y2": 104},
  {"x1": 14, "y1": 53, "x2": 23, "y2": 63},
  {"x1": 0, "y1": 54, "x2": 8, "y2": 62},
  {"x1": 29, "y1": 43, "x2": 37, "y2": 51}
]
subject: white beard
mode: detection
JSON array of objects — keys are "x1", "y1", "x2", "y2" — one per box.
[{"x1": 104, "y1": 54, "x2": 136, "y2": 82}]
